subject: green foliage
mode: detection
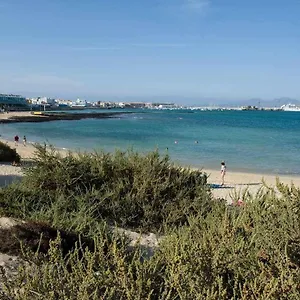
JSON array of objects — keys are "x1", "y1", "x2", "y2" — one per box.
[
  {"x1": 3, "y1": 185, "x2": 300, "y2": 299},
  {"x1": 156, "y1": 196, "x2": 300, "y2": 299},
  {"x1": 2, "y1": 146, "x2": 300, "y2": 299},
  {"x1": 1, "y1": 234, "x2": 164, "y2": 300},
  {"x1": 0, "y1": 141, "x2": 20, "y2": 163},
  {"x1": 0, "y1": 145, "x2": 209, "y2": 232}
]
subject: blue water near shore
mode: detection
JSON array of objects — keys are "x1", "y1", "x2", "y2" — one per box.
[{"x1": 1, "y1": 109, "x2": 300, "y2": 175}]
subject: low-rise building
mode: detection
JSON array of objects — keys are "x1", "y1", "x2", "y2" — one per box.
[
  {"x1": 0, "y1": 94, "x2": 28, "y2": 111},
  {"x1": 30, "y1": 97, "x2": 56, "y2": 106},
  {"x1": 126, "y1": 102, "x2": 146, "y2": 108}
]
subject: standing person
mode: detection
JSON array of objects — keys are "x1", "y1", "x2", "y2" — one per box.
[
  {"x1": 221, "y1": 161, "x2": 226, "y2": 186},
  {"x1": 14, "y1": 135, "x2": 19, "y2": 146},
  {"x1": 23, "y1": 135, "x2": 27, "y2": 146}
]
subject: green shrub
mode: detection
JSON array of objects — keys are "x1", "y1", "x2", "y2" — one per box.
[
  {"x1": 1, "y1": 145, "x2": 210, "y2": 232},
  {"x1": 0, "y1": 141, "x2": 20, "y2": 163},
  {"x1": 1, "y1": 234, "x2": 163, "y2": 300},
  {"x1": 3, "y1": 185, "x2": 300, "y2": 299},
  {"x1": 3, "y1": 145, "x2": 300, "y2": 299},
  {"x1": 151, "y1": 183, "x2": 300, "y2": 299}
]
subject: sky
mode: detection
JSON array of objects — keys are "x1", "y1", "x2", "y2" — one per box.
[{"x1": 0, "y1": 0, "x2": 300, "y2": 104}]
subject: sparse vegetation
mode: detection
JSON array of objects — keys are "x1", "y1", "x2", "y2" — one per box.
[{"x1": 1, "y1": 146, "x2": 300, "y2": 299}]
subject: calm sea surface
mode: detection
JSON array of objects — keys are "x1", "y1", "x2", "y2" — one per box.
[{"x1": 1, "y1": 109, "x2": 300, "y2": 175}]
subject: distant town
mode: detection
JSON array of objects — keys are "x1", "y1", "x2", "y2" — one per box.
[{"x1": 1, "y1": 93, "x2": 300, "y2": 112}]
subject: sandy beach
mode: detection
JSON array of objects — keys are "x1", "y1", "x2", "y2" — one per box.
[
  {"x1": 0, "y1": 137, "x2": 33, "y2": 187},
  {"x1": 1, "y1": 136, "x2": 300, "y2": 201},
  {"x1": 205, "y1": 168, "x2": 300, "y2": 203},
  {"x1": 0, "y1": 137, "x2": 38, "y2": 159},
  {"x1": 0, "y1": 111, "x2": 33, "y2": 120},
  {"x1": 0, "y1": 137, "x2": 67, "y2": 187}
]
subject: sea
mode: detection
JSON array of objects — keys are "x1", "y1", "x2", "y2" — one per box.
[{"x1": 1, "y1": 109, "x2": 300, "y2": 175}]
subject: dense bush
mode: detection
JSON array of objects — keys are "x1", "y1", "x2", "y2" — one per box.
[
  {"x1": 2, "y1": 183, "x2": 300, "y2": 299},
  {"x1": 0, "y1": 145, "x2": 210, "y2": 233},
  {"x1": 0, "y1": 141, "x2": 20, "y2": 163},
  {"x1": 1, "y1": 234, "x2": 163, "y2": 300},
  {"x1": 2, "y1": 146, "x2": 300, "y2": 299},
  {"x1": 157, "y1": 193, "x2": 300, "y2": 299}
]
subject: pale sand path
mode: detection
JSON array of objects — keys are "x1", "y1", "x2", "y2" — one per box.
[{"x1": 1, "y1": 137, "x2": 300, "y2": 200}]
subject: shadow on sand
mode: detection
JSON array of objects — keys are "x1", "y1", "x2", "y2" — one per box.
[
  {"x1": 237, "y1": 182, "x2": 262, "y2": 186},
  {"x1": 209, "y1": 182, "x2": 263, "y2": 189},
  {"x1": 0, "y1": 175, "x2": 23, "y2": 188},
  {"x1": 209, "y1": 184, "x2": 233, "y2": 189}
]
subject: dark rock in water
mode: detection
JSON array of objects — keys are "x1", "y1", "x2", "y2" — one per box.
[{"x1": 0, "y1": 112, "x2": 133, "y2": 124}]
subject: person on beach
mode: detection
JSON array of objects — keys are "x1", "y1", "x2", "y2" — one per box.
[
  {"x1": 14, "y1": 135, "x2": 19, "y2": 146},
  {"x1": 23, "y1": 135, "x2": 27, "y2": 146},
  {"x1": 221, "y1": 161, "x2": 226, "y2": 186}
]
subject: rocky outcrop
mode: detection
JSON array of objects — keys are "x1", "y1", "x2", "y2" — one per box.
[{"x1": 0, "y1": 112, "x2": 132, "y2": 123}]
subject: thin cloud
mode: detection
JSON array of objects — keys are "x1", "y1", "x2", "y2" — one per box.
[
  {"x1": 183, "y1": 0, "x2": 210, "y2": 13},
  {"x1": 69, "y1": 46, "x2": 122, "y2": 51},
  {"x1": 0, "y1": 74, "x2": 84, "y2": 95},
  {"x1": 13, "y1": 75, "x2": 83, "y2": 88},
  {"x1": 68, "y1": 43, "x2": 189, "y2": 51},
  {"x1": 131, "y1": 43, "x2": 189, "y2": 48}
]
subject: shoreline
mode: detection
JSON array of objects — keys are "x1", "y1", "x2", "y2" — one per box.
[{"x1": 1, "y1": 137, "x2": 300, "y2": 201}]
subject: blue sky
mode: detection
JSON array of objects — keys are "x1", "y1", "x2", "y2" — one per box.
[{"x1": 0, "y1": 0, "x2": 299, "y2": 104}]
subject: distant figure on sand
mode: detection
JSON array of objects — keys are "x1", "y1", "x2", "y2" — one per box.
[
  {"x1": 221, "y1": 161, "x2": 226, "y2": 186},
  {"x1": 14, "y1": 135, "x2": 19, "y2": 146},
  {"x1": 23, "y1": 135, "x2": 27, "y2": 146}
]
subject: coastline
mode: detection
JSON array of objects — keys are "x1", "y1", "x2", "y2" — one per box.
[{"x1": 1, "y1": 136, "x2": 300, "y2": 201}]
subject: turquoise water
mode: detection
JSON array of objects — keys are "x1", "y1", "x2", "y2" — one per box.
[{"x1": 1, "y1": 110, "x2": 300, "y2": 175}]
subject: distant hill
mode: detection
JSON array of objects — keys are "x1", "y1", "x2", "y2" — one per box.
[{"x1": 221, "y1": 97, "x2": 300, "y2": 108}]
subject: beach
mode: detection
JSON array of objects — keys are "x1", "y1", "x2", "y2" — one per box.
[
  {"x1": 0, "y1": 111, "x2": 33, "y2": 120},
  {"x1": 205, "y1": 168, "x2": 300, "y2": 202},
  {"x1": 1, "y1": 136, "x2": 300, "y2": 202},
  {"x1": 0, "y1": 137, "x2": 68, "y2": 188}
]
